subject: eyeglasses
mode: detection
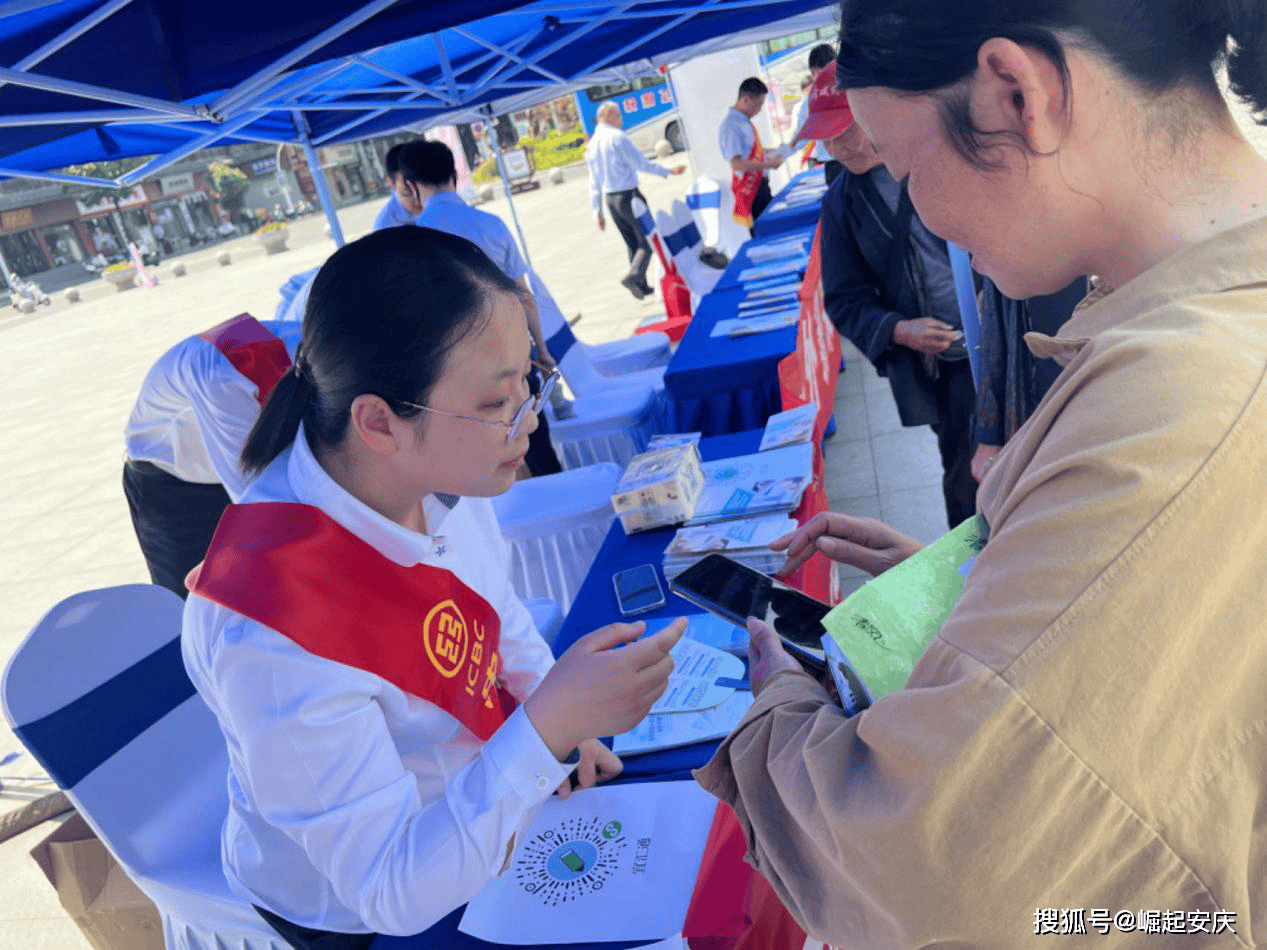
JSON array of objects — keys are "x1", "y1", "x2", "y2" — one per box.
[{"x1": 399, "y1": 366, "x2": 559, "y2": 444}]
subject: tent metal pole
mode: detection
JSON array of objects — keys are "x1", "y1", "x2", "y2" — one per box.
[
  {"x1": 120, "y1": 112, "x2": 265, "y2": 186},
  {"x1": 432, "y1": 33, "x2": 458, "y2": 100},
  {"x1": 0, "y1": 108, "x2": 185, "y2": 126},
  {"x1": 0, "y1": 166, "x2": 118, "y2": 187},
  {"x1": 209, "y1": 0, "x2": 401, "y2": 118},
  {"x1": 294, "y1": 111, "x2": 346, "y2": 247},
  {"x1": 349, "y1": 56, "x2": 459, "y2": 104},
  {"x1": 312, "y1": 90, "x2": 429, "y2": 145},
  {"x1": 0, "y1": 65, "x2": 202, "y2": 118},
  {"x1": 482, "y1": 106, "x2": 532, "y2": 273},
  {"x1": 451, "y1": 26, "x2": 569, "y2": 85}
]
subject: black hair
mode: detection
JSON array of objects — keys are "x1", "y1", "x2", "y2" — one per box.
[
  {"x1": 398, "y1": 140, "x2": 457, "y2": 188},
  {"x1": 738, "y1": 77, "x2": 769, "y2": 99},
  {"x1": 383, "y1": 142, "x2": 408, "y2": 178},
  {"x1": 808, "y1": 43, "x2": 836, "y2": 72},
  {"x1": 241, "y1": 227, "x2": 520, "y2": 475},
  {"x1": 836, "y1": 0, "x2": 1267, "y2": 167}
]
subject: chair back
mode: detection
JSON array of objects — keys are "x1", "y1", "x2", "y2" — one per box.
[
  {"x1": 3, "y1": 586, "x2": 227, "y2": 874},
  {"x1": 631, "y1": 196, "x2": 675, "y2": 276},
  {"x1": 274, "y1": 267, "x2": 319, "y2": 323},
  {"x1": 685, "y1": 177, "x2": 724, "y2": 247},
  {"x1": 2, "y1": 586, "x2": 287, "y2": 949}
]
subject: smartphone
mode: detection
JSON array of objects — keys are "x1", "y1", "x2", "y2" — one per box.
[
  {"x1": 612, "y1": 564, "x2": 667, "y2": 616},
  {"x1": 668, "y1": 553, "x2": 831, "y2": 672}
]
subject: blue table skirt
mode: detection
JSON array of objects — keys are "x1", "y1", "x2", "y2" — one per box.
[
  {"x1": 369, "y1": 433, "x2": 763, "y2": 950},
  {"x1": 753, "y1": 169, "x2": 827, "y2": 238},
  {"x1": 663, "y1": 288, "x2": 793, "y2": 435}
]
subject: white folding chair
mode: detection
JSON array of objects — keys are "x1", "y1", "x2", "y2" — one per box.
[
  {"x1": 685, "y1": 177, "x2": 724, "y2": 248},
  {"x1": 546, "y1": 383, "x2": 665, "y2": 471},
  {"x1": 655, "y1": 203, "x2": 722, "y2": 299},
  {"x1": 529, "y1": 271, "x2": 670, "y2": 378},
  {"x1": 493, "y1": 464, "x2": 622, "y2": 612},
  {"x1": 274, "y1": 267, "x2": 319, "y2": 323},
  {"x1": 2, "y1": 585, "x2": 289, "y2": 950},
  {"x1": 523, "y1": 598, "x2": 565, "y2": 649}
]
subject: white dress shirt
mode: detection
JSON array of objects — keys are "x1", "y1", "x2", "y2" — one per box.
[
  {"x1": 123, "y1": 320, "x2": 302, "y2": 500},
  {"x1": 417, "y1": 191, "x2": 528, "y2": 281},
  {"x1": 182, "y1": 428, "x2": 569, "y2": 936},
  {"x1": 718, "y1": 107, "x2": 758, "y2": 168},
  {"x1": 585, "y1": 122, "x2": 673, "y2": 217},
  {"x1": 372, "y1": 192, "x2": 417, "y2": 231}
]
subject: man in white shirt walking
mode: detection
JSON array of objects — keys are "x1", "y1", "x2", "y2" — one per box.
[{"x1": 586, "y1": 101, "x2": 685, "y2": 299}]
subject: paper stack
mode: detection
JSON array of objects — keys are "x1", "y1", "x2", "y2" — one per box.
[
  {"x1": 686, "y1": 442, "x2": 814, "y2": 525},
  {"x1": 758, "y1": 402, "x2": 818, "y2": 451},
  {"x1": 662, "y1": 513, "x2": 794, "y2": 580}
]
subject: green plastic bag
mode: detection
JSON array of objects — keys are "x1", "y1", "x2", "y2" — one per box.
[{"x1": 821, "y1": 515, "x2": 988, "y2": 703}]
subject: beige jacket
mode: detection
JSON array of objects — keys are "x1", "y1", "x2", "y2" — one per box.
[{"x1": 697, "y1": 216, "x2": 1267, "y2": 948}]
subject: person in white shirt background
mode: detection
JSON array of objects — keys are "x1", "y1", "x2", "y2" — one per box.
[
  {"x1": 791, "y1": 43, "x2": 843, "y2": 185},
  {"x1": 182, "y1": 227, "x2": 687, "y2": 949},
  {"x1": 122, "y1": 315, "x2": 301, "y2": 598},
  {"x1": 585, "y1": 100, "x2": 686, "y2": 299},
  {"x1": 405, "y1": 139, "x2": 564, "y2": 476},
  {"x1": 372, "y1": 141, "x2": 424, "y2": 231}
]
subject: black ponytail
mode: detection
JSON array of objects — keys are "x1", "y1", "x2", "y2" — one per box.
[
  {"x1": 241, "y1": 362, "x2": 313, "y2": 476},
  {"x1": 240, "y1": 226, "x2": 520, "y2": 476}
]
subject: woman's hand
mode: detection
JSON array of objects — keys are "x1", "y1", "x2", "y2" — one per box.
[
  {"x1": 556, "y1": 739, "x2": 623, "y2": 800},
  {"x1": 524, "y1": 618, "x2": 687, "y2": 761},
  {"x1": 972, "y1": 443, "x2": 1001, "y2": 482},
  {"x1": 772, "y1": 512, "x2": 922, "y2": 578},
  {"x1": 746, "y1": 617, "x2": 803, "y2": 696}
]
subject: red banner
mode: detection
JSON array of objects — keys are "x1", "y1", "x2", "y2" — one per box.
[{"x1": 777, "y1": 224, "x2": 842, "y2": 605}]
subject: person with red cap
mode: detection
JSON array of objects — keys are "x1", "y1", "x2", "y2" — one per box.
[{"x1": 807, "y1": 61, "x2": 979, "y2": 529}]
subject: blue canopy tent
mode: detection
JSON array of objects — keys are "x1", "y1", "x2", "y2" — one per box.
[{"x1": 0, "y1": 0, "x2": 836, "y2": 246}]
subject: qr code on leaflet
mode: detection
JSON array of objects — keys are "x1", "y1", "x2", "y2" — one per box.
[{"x1": 723, "y1": 489, "x2": 754, "y2": 512}]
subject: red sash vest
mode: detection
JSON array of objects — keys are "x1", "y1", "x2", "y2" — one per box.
[
  {"x1": 731, "y1": 134, "x2": 766, "y2": 228},
  {"x1": 188, "y1": 502, "x2": 517, "y2": 740},
  {"x1": 198, "y1": 313, "x2": 292, "y2": 404}
]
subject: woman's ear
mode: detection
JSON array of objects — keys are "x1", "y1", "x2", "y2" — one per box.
[
  {"x1": 348, "y1": 393, "x2": 406, "y2": 457},
  {"x1": 970, "y1": 37, "x2": 1066, "y2": 154}
]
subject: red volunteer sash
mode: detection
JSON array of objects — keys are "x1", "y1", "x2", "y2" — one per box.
[
  {"x1": 731, "y1": 134, "x2": 766, "y2": 228},
  {"x1": 198, "y1": 313, "x2": 292, "y2": 404},
  {"x1": 187, "y1": 502, "x2": 517, "y2": 740}
]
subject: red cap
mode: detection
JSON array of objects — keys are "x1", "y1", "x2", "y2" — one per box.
[{"x1": 796, "y1": 61, "x2": 852, "y2": 143}]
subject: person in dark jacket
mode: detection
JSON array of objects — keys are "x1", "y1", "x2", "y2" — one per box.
[{"x1": 813, "y1": 62, "x2": 977, "y2": 527}]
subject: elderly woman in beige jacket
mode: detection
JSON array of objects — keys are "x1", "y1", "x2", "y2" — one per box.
[{"x1": 696, "y1": 1, "x2": 1267, "y2": 948}]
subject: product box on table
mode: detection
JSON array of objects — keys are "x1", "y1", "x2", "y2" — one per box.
[{"x1": 611, "y1": 442, "x2": 705, "y2": 534}]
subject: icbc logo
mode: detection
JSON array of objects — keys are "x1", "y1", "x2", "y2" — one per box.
[{"x1": 423, "y1": 600, "x2": 469, "y2": 678}]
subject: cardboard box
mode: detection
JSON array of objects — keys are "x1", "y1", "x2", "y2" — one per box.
[
  {"x1": 611, "y1": 442, "x2": 705, "y2": 533},
  {"x1": 29, "y1": 811, "x2": 165, "y2": 950}
]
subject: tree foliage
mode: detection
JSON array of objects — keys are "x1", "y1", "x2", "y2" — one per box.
[{"x1": 208, "y1": 161, "x2": 250, "y2": 211}]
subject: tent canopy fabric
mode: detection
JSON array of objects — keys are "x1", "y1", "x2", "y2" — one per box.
[{"x1": 0, "y1": 0, "x2": 836, "y2": 182}]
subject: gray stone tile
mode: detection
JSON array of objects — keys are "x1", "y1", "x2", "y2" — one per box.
[
  {"x1": 863, "y1": 386, "x2": 904, "y2": 435},
  {"x1": 836, "y1": 570, "x2": 871, "y2": 599},
  {"x1": 871, "y1": 428, "x2": 943, "y2": 493},
  {"x1": 879, "y1": 485, "x2": 951, "y2": 545},
  {"x1": 823, "y1": 437, "x2": 878, "y2": 503},
  {"x1": 831, "y1": 493, "x2": 882, "y2": 520}
]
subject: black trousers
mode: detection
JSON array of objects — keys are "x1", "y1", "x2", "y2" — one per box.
[
  {"x1": 605, "y1": 188, "x2": 653, "y2": 284},
  {"x1": 748, "y1": 178, "x2": 773, "y2": 237},
  {"x1": 929, "y1": 359, "x2": 979, "y2": 528},
  {"x1": 122, "y1": 460, "x2": 230, "y2": 600},
  {"x1": 524, "y1": 366, "x2": 562, "y2": 476},
  {"x1": 254, "y1": 906, "x2": 374, "y2": 950}
]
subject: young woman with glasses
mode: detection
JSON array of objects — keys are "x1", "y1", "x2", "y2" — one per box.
[{"x1": 182, "y1": 226, "x2": 685, "y2": 950}]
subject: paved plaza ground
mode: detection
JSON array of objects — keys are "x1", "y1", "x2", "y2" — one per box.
[{"x1": 0, "y1": 163, "x2": 947, "y2": 949}]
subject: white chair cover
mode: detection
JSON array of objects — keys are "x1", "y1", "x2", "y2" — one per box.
[
  {"x1": 656, "y1": 204, "x2": 722, "y2": 299},
  {"x1": 274, "y1": 268, "x2": 319, "y2": 323},
  {"x1": 529, "y1": 270, "x2": 670, "y2": 386},
  {"x1": 546, "y1": 384, "x2": 662, "y2": 471},
  {"x1": 686, "y1": 176, "x2": 724, "y2": 247},
  {"x1": 523, "y1": 597, "x2": 565, "y2": 649},
  {"x1": 2, "y1": 586, "x2": 289, "y2": 950},
  {"x1": 493, "y1": 464, "x2": 622, "y2": 611}
]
